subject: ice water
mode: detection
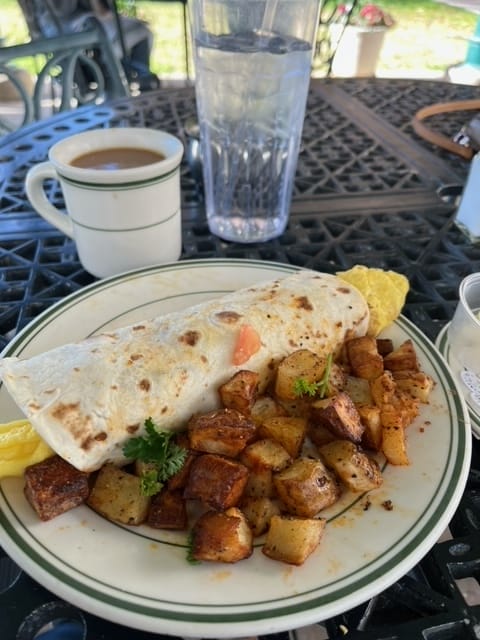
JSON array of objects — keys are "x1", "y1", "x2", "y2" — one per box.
[{"x1": 194, "y1": 30, "x2": 312, "y2": 243}]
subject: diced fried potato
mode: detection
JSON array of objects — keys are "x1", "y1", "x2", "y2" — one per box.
[
  {"x1": 376, "y1": 338, "x2": 394, "y2": 357},
  {"x1": 191, "y1": 507, "x2": 253, "y2": 563},
  {"x1": 275, "y1": 349, "x2": 329, "y2": 401},
  {"x1": 392, "y1": 370, "x2": 435, "y2": 403},
  {"x1": 241, "y1": 496, "x2": 281, "y2": 536},
  {"x1": 24, "y1": 456, "x2": 90, "y2": 521},
  {"x1": 187, "y1": 408, "x2": 256, "y2": 457},
  {"x1": 183, "y1": 454, "x2": 249, "y2": 510},
  {"x1": 310, "y1": 391, "x2": 364, "y2": 443},
  {"x1": 346, "y1": 336, "x2": 384, "y2": 380},
  {"x1": 273, "y1": 457, "x2": 340, "y2": 517},
  {"x1": 370, "y1": 371, "x2": 397, "y2": 406},
  {"x1": 380, "y1": 390, "x2": 419, "y2": 429},
  {"x1": 357, "y1": 403, "x2": 382, "y2": 451},
  {"x1": 240, "y1": 438, "x2": 292, "y2": 472},
  {"x1": 87, "y1": 464, "x2": 150, "y2": 525},
  {"x1": 258, "y1": 416, "x2": 307, "y2": 458},
  {"x1": 383, "y1": 339, "x2": 419, "y2": 372},
  {"x1": 243, "y1": 467, "x2": 275, "y2": 498},
  {"x1": 382, "y1": 425, "x2": 409, "y2": 465},
  {"x1": 344, "y1": 375, "x2": 373, "y2": 404},
  {"x1": 147, "y1": 488, "x2": 188, "y2": 530},
  {"x1": 250, "y1": 395, "x2": 287, "y2": 425},
  {"x1": 262, "y1": 515, "x2": 326, "y2": 565},
  {"x1": 308, "y1": 423, "x2": 337, "y2": 448},
  {"x1": 167, "y1": 449, "x2": 199, "y2": 491},
  {"x1": 218, "y1": 370, "x2": 260, "y2": 414},
  {"x1": 318, "y1": 440, "x2": 383, "y2": 492},
  {"x1": 277, "y1": 397, "x2": 312, "y2": 419},
  {"x1": 327, "y1": 362, "x2": 348, "y2": 395}
]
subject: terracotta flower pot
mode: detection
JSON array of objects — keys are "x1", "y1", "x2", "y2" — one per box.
[{"x1": 329, "y1": 24, "x2": 388, "y2": 77}]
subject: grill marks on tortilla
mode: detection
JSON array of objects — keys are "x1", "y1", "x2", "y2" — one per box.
[
  {"x1": 51, "y1": 402, "x2": 96, "y2": 450},
  {"x1": 215, "y1": 311, "x2": 242, "y2": 324},
  {"x1": 178, "y1": 330, "x2": 200, "y2": 346},
  {"x1": 294, "y1": 295, "x2": 313, "y2": 311},
  {"x1": 138, "y1": 379, "x2": 151, "y2": 392}
]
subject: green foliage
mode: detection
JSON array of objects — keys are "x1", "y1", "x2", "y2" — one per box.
[
  {"x1": 123, "y1": 417, "x2": 187, "y2": 496},
  {"x1": 1, "y1": 0, "x2": 477, "y2": 79},
  {"x1": 294, "y1": 353, "x2": 332, "y2": 399}
]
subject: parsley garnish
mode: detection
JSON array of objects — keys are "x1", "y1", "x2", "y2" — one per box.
[
  {"x1": 293, "y1": 353, "x2": 333, "y2": 399},
  {"x1": 123, "y1": 417, "x2": 187, "y2": 496},
  {"x1": 140, "y1": 469, "x2": 163, "y2": 497}
]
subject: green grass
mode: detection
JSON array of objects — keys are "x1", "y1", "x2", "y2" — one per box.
[
  {"x1": 370, "y1": 0, "x2": 477, "y2": 75},
  {"x1": 1, "y1": 0, "x2": 478, "y2": 79}
]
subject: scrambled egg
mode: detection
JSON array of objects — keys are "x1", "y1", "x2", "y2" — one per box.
[
  {"x1": 0, "y1": 419, "x2": 53, "y2": 478},
  {"x1": 337, "y1": 264, "x2": 409, "y2": 337}
]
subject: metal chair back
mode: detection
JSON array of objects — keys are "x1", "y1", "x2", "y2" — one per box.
[{"x1": 0, "y1": 2, "x2": 129, "y2": 134}]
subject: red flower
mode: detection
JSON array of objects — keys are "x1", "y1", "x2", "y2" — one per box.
[{"x1": 335, "y1": 2, "x2": 394, "y2": 29}]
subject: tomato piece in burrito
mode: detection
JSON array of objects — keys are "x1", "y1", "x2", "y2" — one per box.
[{"x1": 0, "y1": 271, "x2": 369, "y2": 472}]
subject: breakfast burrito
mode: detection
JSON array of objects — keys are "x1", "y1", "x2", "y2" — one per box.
[{"x1": 0, "y1": 270, "x2": 369, "y2": 472}]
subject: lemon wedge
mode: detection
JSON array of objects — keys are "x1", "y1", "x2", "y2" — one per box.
[
  {"x1": 337, "y1": 265, "x2": 409, "y2": 337},
  {"x1": 0, "y1": 419, "x2": 53, "y2": 478}
]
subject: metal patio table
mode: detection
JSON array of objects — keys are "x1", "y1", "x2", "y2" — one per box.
[{"x1": 0, "y1": 77, "x2": 479, "y2": 640}]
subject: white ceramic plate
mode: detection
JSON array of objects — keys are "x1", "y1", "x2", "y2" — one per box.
[
  {"x1": 436, "y1": 322, "x2": 480, "y2": 439},
  {"x1": 0, "y1": 259, "x2": 472, "y2": 638}
]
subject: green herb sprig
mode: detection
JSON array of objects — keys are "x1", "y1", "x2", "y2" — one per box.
[
  {"x1": 293, "y1": 353, "x2": 333, "y2": 399},
  {"x1": 123, "y1": 417, "x2": 187, "y2": 496}
]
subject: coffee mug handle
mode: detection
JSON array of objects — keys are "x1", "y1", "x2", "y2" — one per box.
[{"x1": 25, "y1": 162, "x2": 74, "y2": 238}]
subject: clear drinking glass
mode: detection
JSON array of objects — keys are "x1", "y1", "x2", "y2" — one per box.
[{"x1": 189, "y1": 0, "x2": 321, "y2": 243}]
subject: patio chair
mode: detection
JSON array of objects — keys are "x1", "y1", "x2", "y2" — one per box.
[{"x1": 0, "y1": 1, "x2": 130, "y2": 135}]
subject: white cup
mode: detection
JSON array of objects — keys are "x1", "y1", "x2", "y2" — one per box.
[
  {"x1": 448, "y1": 273, "x2": 480, "y2": 378},
  {"x1": 26, "y1": 127, "x2": 184, "y2": 279}
]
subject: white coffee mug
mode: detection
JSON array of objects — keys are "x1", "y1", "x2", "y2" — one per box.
[{"x1": 26, "y1": 127, "x2": 184, "y2": 278}]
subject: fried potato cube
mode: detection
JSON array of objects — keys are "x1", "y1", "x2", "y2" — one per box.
[
  {"x1": 310, "y1": 391, "x2": 364, "y2": 443},
  {"x1": 273, "y1": 457, "x2": 340, "y2": 517},
  {"x1": 319, "y1": 440, "x2": 383, "y2": 492},
  {"x1": 243, "y1": 467, "x2": 275, "y2": 498},
  {"x1": 344, "y1": 375, "x2": 373, "y2": 404},
  {"x1": 383, "y1": 339, "x2": 419, "y2": 372},
  {"x1": 276, "y1": 397, "x2": 312, "y2": 420},
  {"x1": 392, "y1": 370, "x2": 435, "y2": 403},
  {"x1": 240, "y1": 438, "x2": 292, "y2": 472},
  {"x1": 24, "y1": 455, "x2": 90, "y2": 521},
  {"x1": 187, "y1": 408, "x2": 257, "y2": 457},
  {"x1": 259, "y1": 416, "x2": 307, "y2": 458},
  {"x1": 183, "y1": 453, "x2": 249, "y2": 510},
  {"x1": 241, "y1": 496, "x2": 281, "y2": 536},
  {"x1": 275, "y1": 349, "x2": 329, "y2": 401},
  {"x1": 167, "y1": 449, "x2": 199, "y2": 491},
  {"x1": 376, "y1": 338, "x2": 394, "y2": 357},
  {"x1": 382, "y1": 425, "x2": 409, "y2": 465},
  {"x1": 380, "y1": 390, "x2": 419, "y2": 429},
  {"x1": 324, "y1": 362, "x2": 348, "y2": 395},
  {"x1": 346, "y1": 336, "x2": 384, "y2": 380},
  {"x1": 191, "y1": 507, "x2": 253, "y2": 563},
  {"x1": 370, "y1": 370, "x2": 397, "y2": 406},
  {"x1": 262, "y1": 515, "x2": 326, "y2": 565},
  {"x1": 87, "y1": 464, "x2": 150, "y2": 525},
  {"x1": 147, "y1": 488, "x2": 188, "y2": 530},
  {"x1": 308, "y1": 423, "x2": 337, "y2": 448},
  {"x1": 357, "y1": 403, "x2": 382, "y2": 451},
  {"x1": 250, "y1": 395, "x2": 287, "y2": 425},
  {"x1": 218, "y1": 370, "x2": 260, "y2": 414}
]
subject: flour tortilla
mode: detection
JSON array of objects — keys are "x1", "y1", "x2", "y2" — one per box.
[{"x1": 0, "y1": 271, "x2": 369, "y2": 472}]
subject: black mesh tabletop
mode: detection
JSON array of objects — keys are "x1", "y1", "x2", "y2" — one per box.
[{"x1": 0, "y1": 78, "x2": 479, "y2": 640}]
